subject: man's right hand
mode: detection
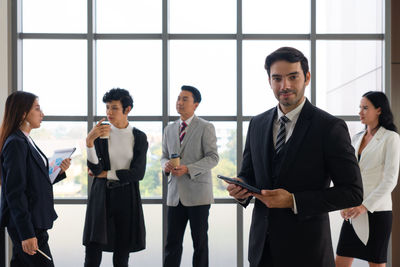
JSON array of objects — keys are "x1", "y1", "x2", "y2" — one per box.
[
  {"x1": 226, "y1": 177, "x2": 252, "y2": 201},
  {"x1": 22, "y1": 237, "x2": 38, "y2": 255},
  {"x1": 164, "y1": 161, "x2": 174, "y2": 174}
]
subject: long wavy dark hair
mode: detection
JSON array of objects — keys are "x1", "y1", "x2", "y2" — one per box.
[
  {"x1": 362, "y1": 91, "x2": 397, "y2": 133},
  {"x1": 0, "y1": 91, "x2": 38, "y2": 154}
]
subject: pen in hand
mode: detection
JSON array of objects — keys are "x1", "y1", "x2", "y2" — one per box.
[{"x1": 37, "y1": 248, "x2": 52, "y2": 261}]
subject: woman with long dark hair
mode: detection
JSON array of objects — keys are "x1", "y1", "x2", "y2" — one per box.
[
  {"x1": 0, "y1": 91, "x2": 71, "y2": 267},
  {"x1": 336, "y1": 91, "x2": 400, "y2": 267}
]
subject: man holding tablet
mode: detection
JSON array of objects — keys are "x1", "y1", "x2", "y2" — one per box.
[{"x1": 227, "y1": 47, "x2": 363, "y2": 267}]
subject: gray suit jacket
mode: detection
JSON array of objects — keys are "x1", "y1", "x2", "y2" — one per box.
[{"x1": 161, "y1": 115, "x2": 219, "y2": 206}]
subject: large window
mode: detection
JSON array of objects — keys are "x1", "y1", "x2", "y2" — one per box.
[{"x1": 11, "y1": 0, "x2": 388, "y2": 266}]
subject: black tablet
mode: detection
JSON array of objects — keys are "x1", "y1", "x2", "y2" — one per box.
[{"x1": 217, "y1": 175, "x2": 261, "y2": 194}]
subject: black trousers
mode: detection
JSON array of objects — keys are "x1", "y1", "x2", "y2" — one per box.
[
  {"x1": 164, "y1": 201, "x2": 211, "y2": 267},
  {"x1": 84, "y1": 185, "x2": 132, "y2": 267},
  {"x1": 250, "y1": 235, "x2": 274, "y2": 267},
  {"x1": 7, "y1": 227, "x2": 54, "y2": 267}
]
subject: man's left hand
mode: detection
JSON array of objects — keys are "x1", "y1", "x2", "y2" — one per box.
[
  {"x1": 171, "y1": 165, "x2": 188, "y2": 177},
  {"x1": 253, "y1": 189, "x2": 294, "y2": 208}
]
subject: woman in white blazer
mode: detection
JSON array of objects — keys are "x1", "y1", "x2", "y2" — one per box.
[{"x1": 336, "y1": 91, "x2": 400, "y2": 267}]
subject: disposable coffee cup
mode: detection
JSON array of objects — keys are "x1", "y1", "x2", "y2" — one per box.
[
  {"x1": 100, "y1": 122, "x2": 111, "y2": 139},
  {"x1": 170, "y1": 154, "x2": 180, "y2": 168}
]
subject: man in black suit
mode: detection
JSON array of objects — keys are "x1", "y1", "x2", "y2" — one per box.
[{"x1": 227, "y1": 47, "x2": 363, "y2": 267}]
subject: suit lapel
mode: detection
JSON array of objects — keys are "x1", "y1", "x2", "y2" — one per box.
[
  {"x1": 353, "y1": 131, "x2": 365, "y2": 157},
  {"x1": 180, "y1": 116, "x2": 199, "y2": 154},
  {"x1": 359, "y1": 127, "x2": 385, "y2": 167},
  {"x1": 18, "y1": 131, "x2": 50, "y2": 181},
  {"x1": 278, "y1": 100, "x2": 313, "y2": 181},
  {"x1": 34, "y1": 143, "x2": 50, "y2": 170},
  {"x1": 262, "y1": 109, "x2": 276, "y2": 188},
  {"x1": 170, "y1": 120, "x2": 181, "y2": 155}
]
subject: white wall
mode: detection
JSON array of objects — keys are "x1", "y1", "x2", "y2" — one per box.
[{"x1": 0, "y1": 0, "x2": 10, "y2": 122}]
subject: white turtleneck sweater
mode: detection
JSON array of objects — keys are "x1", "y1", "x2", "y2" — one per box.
[{"x1": 87, "y1": 124, "x2": 134, "y2": 180}]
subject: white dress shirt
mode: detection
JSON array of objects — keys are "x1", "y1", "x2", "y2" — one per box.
[
  {"x1": 273, "y1": 98, "x2": 306, "y2": 214},
  {"x1": 179, "y1": 114, "x2": 195, "y2": 133},
  {"x1": 273, "y1": 98, "x2": 306, "y2": 147}
]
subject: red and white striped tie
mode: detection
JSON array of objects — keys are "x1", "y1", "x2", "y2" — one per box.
[{"x1": 180, "y1": 121, "x2": 187, "y2": 144}]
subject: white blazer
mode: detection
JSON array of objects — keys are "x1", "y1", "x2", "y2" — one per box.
[{"x1": 351, "y1": 126, "x2": 400, "y2": 245}]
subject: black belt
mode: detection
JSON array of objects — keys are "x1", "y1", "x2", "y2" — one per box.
[{"x1": 106, "y1": 180, "x2": 129, "y2": 189}]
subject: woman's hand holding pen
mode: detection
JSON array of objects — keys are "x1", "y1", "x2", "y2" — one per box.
[
  {"x1": 22, "y1": 237, "x2": 38, "y2": 255},
  {"x1": 86, "y1": 118, "x2": 109, "y2": 147}
]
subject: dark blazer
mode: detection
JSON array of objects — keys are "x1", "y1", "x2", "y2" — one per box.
[
  {"x1": 239, "y1": 100, "x2": 363, "y2": 267},
  {"x1": 83, "y1": 127, "x2": 148, "y2": 252},
  {"x1": 0, "y1": 130, "x2": 66, "y2": 241}
]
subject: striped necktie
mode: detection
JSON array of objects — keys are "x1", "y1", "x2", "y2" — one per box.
[
  {"x1": 180, "y1": 121, "x2": 188, "y2": 144},
  {"x1": 275, "y1": 115, "x2": 289, "y2": 154}
]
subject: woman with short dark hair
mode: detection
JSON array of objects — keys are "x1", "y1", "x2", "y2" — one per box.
[
  {"x1": 83, "y1": 88, "x2": 148, "y2": 267},
  {"x1": 0, "y1": 91, "x2": 71, "y2": 266},
  {"x1": 336, "y1": 91, "x2": 400, "y2": 267}
]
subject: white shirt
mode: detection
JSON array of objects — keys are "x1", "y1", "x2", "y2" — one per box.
[
  {"x1": 179, "y1": 114, "x2": 195, "y2": 131},
  {"x1": 273, "y1": 98, "x2": 306, "y2": 147},
  {"x1": 273, "y1": 98, "x2": 306, "y2": 214},
  {"x1": 87, "y1": 124, "x2": 134, "y2": 180}
]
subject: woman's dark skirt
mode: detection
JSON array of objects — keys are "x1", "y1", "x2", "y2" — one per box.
[{"x1": 336, "y1": 211, "x2": 392, "y2": 263}]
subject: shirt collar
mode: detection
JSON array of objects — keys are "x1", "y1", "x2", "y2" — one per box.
[
  {"x1": 180, "y1": 114, "x2": 195, "y2": 126},
  {"x1": 276, "y1": 98, "x2": 306, "y2": 122},
  {"x1": 21, "y1": 130, "x2": 30, "y2": 137}
]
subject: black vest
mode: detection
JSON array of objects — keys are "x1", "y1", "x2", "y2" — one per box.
[{"x1": 270, "y1": 135, "x2": 293, "y2": 188}]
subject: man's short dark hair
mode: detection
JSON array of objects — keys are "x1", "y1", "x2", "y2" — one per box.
[
  {"x1": 181, "y1": 85, "x2": 201, "y2": 103},
  {"x1": 264, "y1": 47, "x2": 309, "y2": 79},
  {"x1": 102, "y1": 88, "x2": 133, "y2": 113}
]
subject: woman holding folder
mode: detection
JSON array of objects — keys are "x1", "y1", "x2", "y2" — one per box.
[
  {"x1": 0, "y1": 91, "x2": 71, "y2": 267},
  {"x1": 83, "y1": 88, "x2": 148, "y2": 267},
  {"x1": 336, "y1": 91, "x2": 400, "y2": 267}
]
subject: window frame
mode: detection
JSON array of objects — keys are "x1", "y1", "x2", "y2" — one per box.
[{"x1": 9, "y1": 0, "x2": 391, "y2": 266}]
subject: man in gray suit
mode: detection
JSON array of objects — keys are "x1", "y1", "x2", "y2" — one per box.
[{"x1": 161, "y1": 85, "x2": 219, "y2": 267}]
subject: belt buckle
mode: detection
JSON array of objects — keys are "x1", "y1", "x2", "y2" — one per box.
[
  {"x1": 106, "y1": 180, "x2": 120, "y2": 189},
  {"x1": 106, "y1": 180, "x2": 129, "y2": 189}
]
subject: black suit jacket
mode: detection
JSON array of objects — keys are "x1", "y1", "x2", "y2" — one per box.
[
  {"x1": 0, "y1": 130, "x2": 66, "y2": 241},
  {"x1": 239, "y1": 100, "x2": 363, "y2": 267},
  {"x1": 83, "y1": 127, "x2": 148, "y2": 252}
]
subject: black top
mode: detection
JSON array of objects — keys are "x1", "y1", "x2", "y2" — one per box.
[{"x1": 83, "y1": 127, "x2": 148, "y2": 252}]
